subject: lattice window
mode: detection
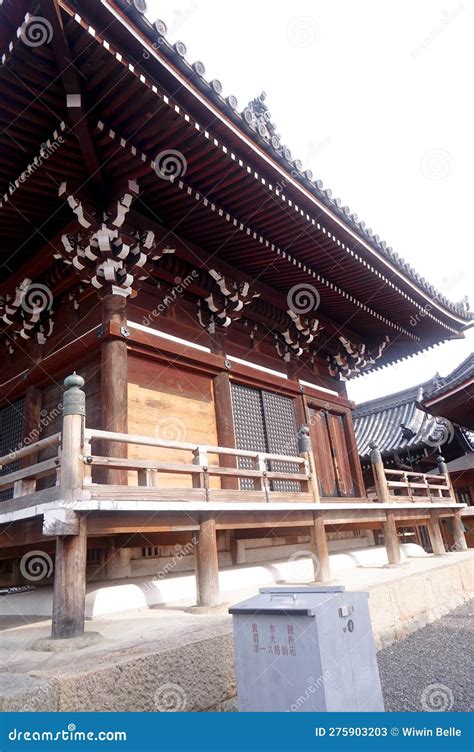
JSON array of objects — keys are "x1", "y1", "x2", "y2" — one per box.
[
  {"x1": 0, "y1": 398, "x2": 25, "y2": 502},
  {"x1": 142, "y1": 547, "x2": 161, "y2": 558},
  {"x1": 231, "y1": 384, "x2": 299, "y2": 492}
]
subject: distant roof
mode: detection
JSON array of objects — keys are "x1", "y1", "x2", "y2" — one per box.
[
  {"x1": 353, "y1": 367, "x2": 474, "y2": 459},
  {"x1": 423, "y1": 353, "x2": 474, "y2": 401},
  {"x1": 445, "y1": 453, "x2": 474, "y2": 474}
]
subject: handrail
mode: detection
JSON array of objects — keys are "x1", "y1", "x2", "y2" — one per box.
[
  {"x1": 0, "y1": 432, "x2": 61, "y2": 468},
  {"x1": 85, "y1": 428, "x2": 305, "y2": 465}
]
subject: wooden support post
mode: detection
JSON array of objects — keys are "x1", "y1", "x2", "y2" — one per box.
[
  {"x1": 309, "y1": 511, "x2": 330, "y2": 581},
  {"x1": 451, "y1": 509, "x2": 468, "y2": 552},
  {"x1": 213, "y1": 372, "x2": 239, "y2": 490},
  {"x1": 195, "y1": 513, "x2": 220, "y2": 607},
  {"x1": 298, "y1": 425, "x2": 320, "y2": 502},
  {"x1": 437, "y1": 455, "x2": 456, "y2": 502},
  {"x1": 52, "y1": 516, "x2": 88, "y2": 639},
  {"x1": 428, "y1": 510, "x2": 446, "y2": 556},
  {"x1": 370, "y1": 442, "x2": 390, "y2": 503},
  {"x1": 100, "y1": 294, "x2": 128, "y2": 485},
  {"x1": 104, "y1": 539, "x2": 132, "y2": 580},
  {"x1": 383, "y1": 510, "x2": 401, "y2": 565},
  {"x1": 51, "y1": 374, "x2": 87, "y2": 639}
]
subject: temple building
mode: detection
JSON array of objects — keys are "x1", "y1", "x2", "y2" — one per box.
[{"x1": 0, "y1": 0, "x2": 472, "y2": 637}]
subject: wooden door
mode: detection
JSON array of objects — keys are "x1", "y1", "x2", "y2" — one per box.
[{"x1": 308, "y1": 408, "x2": 355, "y2": 497}]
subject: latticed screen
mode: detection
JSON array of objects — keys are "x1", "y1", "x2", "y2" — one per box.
[
  {"x1": 231, "y1": 384, "x2": 299, "y2": 492},
  {"x1": 0, "y1": 398, "x2": 25, "y2": 501}
]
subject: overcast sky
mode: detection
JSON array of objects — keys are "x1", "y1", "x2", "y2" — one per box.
[{"x1": 146, "y1": 0, "x2": 473, "y2": 403}]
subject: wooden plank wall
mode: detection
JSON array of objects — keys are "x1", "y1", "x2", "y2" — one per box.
[{"x1": 127, "y1": 355, "x2": 221, "y2": 488}]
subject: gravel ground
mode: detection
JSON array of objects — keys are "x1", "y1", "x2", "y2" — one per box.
[{"x1": 378, "y1": 601, "x2": 473, "y2": 712}]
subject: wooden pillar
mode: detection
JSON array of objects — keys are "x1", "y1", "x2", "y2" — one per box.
[
  {"x1": 428, "y1": 510, "x2": 446, "y2": 556},
  {"x1": 52, "y1": 517, "x2": 88, "y2": 639},
  {"x1": 370, "y1": 442, "x2": 390, "y2": 502},
  {"x1": 309, "y1": 511, "x2": 330, "y2": 581},
  {"x1": 100, "y1": 294, "x2": 128, "y2": 484},
  {"x1": 213, "y1": 372, "x2": 239, "y2": 490},
  {"x1": 195, "y1": 513, "x2": 220, "y2": 607},
  {"x1": 383, "y1": 510, "x2": 401, "y2": 565},
  {"x1": 52, "y1": 374, "x2": 87, "y2": 638},
  {"x1": 104, "y1": 540, "x2": 132, "y2": 579},
  {"x1": 452, "y1": 510, "x2": 468, "y2": 551}
]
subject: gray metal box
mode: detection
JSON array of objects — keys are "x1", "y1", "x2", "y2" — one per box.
[{"x1": 229, "y1": 586, "x2": 384, "y2": 712}]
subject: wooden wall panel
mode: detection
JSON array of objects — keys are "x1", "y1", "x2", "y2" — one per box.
[{"x1": 127, "y1": 355, "x2": 220, "y2": 488}]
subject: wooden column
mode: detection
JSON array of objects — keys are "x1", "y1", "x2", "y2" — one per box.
[
  {"x1": 52, "y1": 516, "x2": 88, "y2": 639},
  {"x1": 370, "y1": 442, "x2": 390, "y2": 502},
  {"x1": 195, "y1": 513, "x2": 220, "y2": 607},
  {"x1": 52, "y1": 374, "x2": 87, "y2": 639},
  {"x1": 309, "y1": 511, "x2": 330, "y2": 581},
  {"x1": 383, "y1": 510, "x2": 401, "y2": 565},
  {"x1": 213, "y1": 372, "x2": 239, "y2": 490},
  {"x1": 100, "y1": 294, "x2": 128, "y2": 485},
  {"x1": 428, "y1": 510, "x2": 446, "y2": 556},
  {"x1": 452, "y1": 510, "x2": 468, "y2": 551}
]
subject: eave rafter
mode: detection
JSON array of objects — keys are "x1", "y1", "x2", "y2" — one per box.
[
  {"x1": 61, "y1": 2, "x2": 470, "y2": 332},
  {"x1": 38, "y1": 0, "x2": 104, "y2": 193}
]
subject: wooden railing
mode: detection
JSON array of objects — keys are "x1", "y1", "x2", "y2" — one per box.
[
  {"x1": 369, "y1": 443, "x2": 456, "y2": 504},
  {"x1": 0, "y1": 433, "x2": 61, "y2": 498},
  {"x1": 83, "y1": 428, "x2": 316, "y2": 503}
]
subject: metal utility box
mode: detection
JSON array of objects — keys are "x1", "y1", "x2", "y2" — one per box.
[{"x1": 229, "y1": 586, "x2": 384, "y2": 712}]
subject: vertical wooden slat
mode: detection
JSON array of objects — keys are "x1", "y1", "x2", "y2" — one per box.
[
  {"x1": 213, "y1": 373, "x2": 239, "y2": 490},
  {"x1": 309, "y1": 408, "x2": 337, "y2": 496}
]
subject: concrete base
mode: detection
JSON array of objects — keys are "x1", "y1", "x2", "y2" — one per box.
[
  {"x1": 32, "y1": 632, "x2": 104, "y2": 652},
  {"x1": 0, "y1": 551, "x2": 471, "y2": 712}
]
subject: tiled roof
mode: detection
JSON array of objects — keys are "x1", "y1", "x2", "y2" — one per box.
[
  {"x1": 122, "y1": 0, "x2": 473, "y2": 322},
  {"x1": 423, "y1": 353, "x2": 474, "y2": 400}
]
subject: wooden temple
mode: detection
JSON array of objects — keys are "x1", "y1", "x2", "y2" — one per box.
[{"x1": 0, "y1": 0, "x2": 472, "y2": 638}]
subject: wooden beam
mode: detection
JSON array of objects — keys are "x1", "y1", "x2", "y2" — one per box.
[
  {"x1": 195, "y1": 513, "x2": 220, "y2": 607},
  {"x1": 309, "y1": 511, "x2": 330, "y2": 581},
  {"x1": 51, "y1": 515, "x2": 88, "y2": 639},
  {"x1": 383, "y1": 510, "x2": 401, "y2": 565}
]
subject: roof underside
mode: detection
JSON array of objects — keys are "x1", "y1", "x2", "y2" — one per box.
[{"x1": 0, "y1": 0, "x2": 471, "y2": 377}]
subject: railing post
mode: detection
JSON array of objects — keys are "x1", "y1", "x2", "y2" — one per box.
[
  {"x1": 437, "y1": 455, "x2": 455, "y2": 501},
  {"x1": 193, "y1": 446, "x2": 209, "y2": 499},
  {"x1": 370, "y1": 442, "x2": 390, "y2": 503},
  {"x1": 298, "y1": 425, "x2": 320, "y2": 502},
  {"x1": 51, "y1": 373, "x2": 88, "y2": 639},
  {"x1": 60, "y1": 373, "x2": 86, "y2": 500},
  {"x1": 256, "y1": 453, "x2": 270, "y2": 500}
]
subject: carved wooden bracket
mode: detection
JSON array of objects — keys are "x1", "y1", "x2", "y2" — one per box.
[
  {"x1": 274, "y1": 309, "x2": 322, "y2": 361},
  {"x1": 328, "y1": 335, "x2": 390, "y2": 379},
  {"x1": 197, "y1": 268, "x2": 259, "y2": 333},
  {"x1": 0, "y1": 277, "x2": 54, "y2": 352},
  {"x1": 57, "y1": 181, "x2": 174, "y2": 297}
]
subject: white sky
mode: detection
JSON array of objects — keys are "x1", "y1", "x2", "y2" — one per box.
[{"x1": 146, "y1": 0, "x2": 473, "y2": 404}]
